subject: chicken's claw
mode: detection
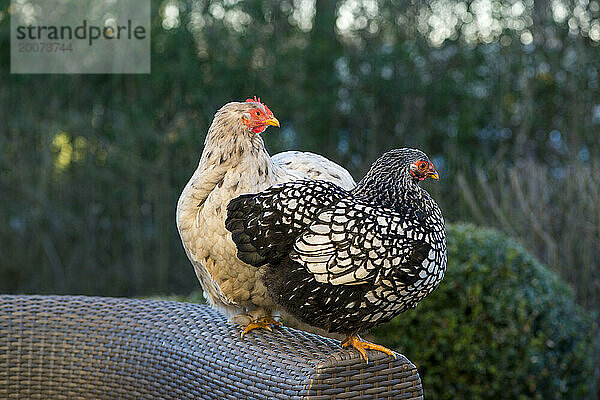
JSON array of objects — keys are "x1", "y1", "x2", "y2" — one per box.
[
  {"x1": 240, "y1": 316, "x2": 281, "y2": 338},
  {"x1": 341, "y1": 334, "x2": 397, "y2": 363}
]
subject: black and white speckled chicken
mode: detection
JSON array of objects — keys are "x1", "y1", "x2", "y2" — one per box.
[{"x1": 225, "y1": 148, "x2": 446, "y2": 361}]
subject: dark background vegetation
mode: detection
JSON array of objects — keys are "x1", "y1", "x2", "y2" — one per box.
[
  {"x1": 1, "y1": 0, "x2": 599, "y2": 397},
  {"x1": 374, "y1": 224, "x2": 597, "y2": 399}
]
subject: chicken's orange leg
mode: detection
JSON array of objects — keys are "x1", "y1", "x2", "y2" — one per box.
[
  {"x1": 341, "y1": 334, "x2": 397, "y2": 363},
  {"x1": 241, "y1": 316, "x2": 281, "y2": 338}
]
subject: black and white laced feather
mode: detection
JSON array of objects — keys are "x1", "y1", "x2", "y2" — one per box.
[{"x1": 225, "y1": 148, "x2": 447, "y2": 334}]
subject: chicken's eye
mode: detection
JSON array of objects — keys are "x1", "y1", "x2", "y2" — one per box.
[
  {"x1": 418, "y1": 162, "x2": 428, "y2": 170},
  {"x1": 255, "y1": 111, "x2": 261, "y2": 116}
]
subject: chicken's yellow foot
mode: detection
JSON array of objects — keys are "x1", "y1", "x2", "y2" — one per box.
[
  {"x1": 341, "y1": 334, "x2": 397, "y2": 363},
  {"x1": 240, "y1": 316, "x2": 281, "y2": 338}
]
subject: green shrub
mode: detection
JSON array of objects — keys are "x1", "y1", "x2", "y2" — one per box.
[{"x1": 372, "y1": 223, "x2": 597, "y2": 400}]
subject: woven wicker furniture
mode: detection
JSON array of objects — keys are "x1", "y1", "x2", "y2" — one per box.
[{"x1": 0, "y1": 295, "x2": 423, "y2": 399}]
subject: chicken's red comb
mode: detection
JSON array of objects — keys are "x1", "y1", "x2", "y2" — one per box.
[{"x1": 246, "y1": 96, "x2": 273, "y2": 115}]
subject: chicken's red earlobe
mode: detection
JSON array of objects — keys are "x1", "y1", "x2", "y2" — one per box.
[{"x1": 253, "y1": 125, "x2": 267, "y2": 135}]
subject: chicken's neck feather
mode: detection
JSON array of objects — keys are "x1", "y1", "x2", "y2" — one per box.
[
  {"x1": 200, "y1": 110, "x2": 271, "y2": 171},
  {"x1": 177, "y1": 109, "x2": 280, "y2": 227},
  {"x1": 351, "y1": 164, "x2": 424, "y2": 212}
]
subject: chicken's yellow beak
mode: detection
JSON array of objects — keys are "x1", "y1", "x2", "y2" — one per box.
[
  {"x1": 265, "y1": 117, "x2": 280, "y2": 127},
  {"x1": 427, "y1": 163, "x2": 439, "y2": 180}
]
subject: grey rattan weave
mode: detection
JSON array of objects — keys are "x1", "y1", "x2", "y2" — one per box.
[{"x1": 0, "y1": 295, "x2": 423, "y2": 399}]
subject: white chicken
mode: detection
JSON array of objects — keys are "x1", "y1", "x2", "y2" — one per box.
[{"x1": 176, "y1": 97, "x2": 355, "y2": 335}]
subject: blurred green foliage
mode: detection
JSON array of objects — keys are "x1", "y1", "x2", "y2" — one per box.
[{"x1": 373, "y1": 224, "x2": 598, "y2": 399}]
